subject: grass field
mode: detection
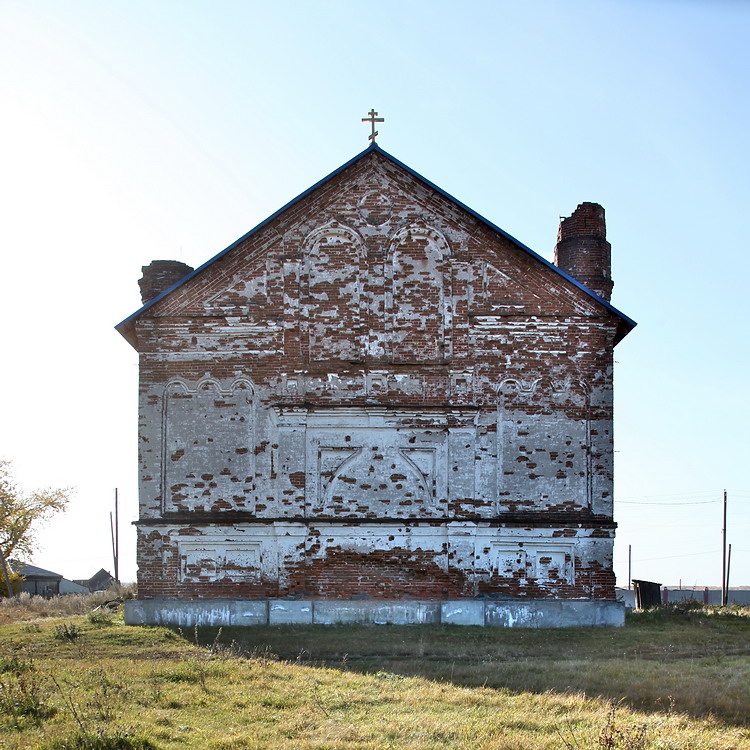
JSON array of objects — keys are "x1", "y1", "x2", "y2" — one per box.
[{"x1": 0, "y1": 599, "x2": 749, "y2": 749}]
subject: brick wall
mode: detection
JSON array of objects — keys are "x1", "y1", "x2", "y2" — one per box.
[{"x1": 125, "y1": 149, "x2": 626, "y2": 602}]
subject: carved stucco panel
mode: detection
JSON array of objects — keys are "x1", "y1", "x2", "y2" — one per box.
[
  {"x1": 496, "y1": 378, "x2": 592, "y2": 512},
  {"x1": 162, "y1": 377, "x2": 255, "y2": 514}
]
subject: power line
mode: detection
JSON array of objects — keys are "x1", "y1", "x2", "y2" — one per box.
[
  {"x1": 628, "y1": 550, "x2": 717, "y2": 563},
  {"x1": 615, "y1": 502, "x2": 720, "y2": 505},
  {"x1": 618, "y1": 489, "x2": 750, "y2": 501},
  {"x1": 616, "y1": 490, "x2": 721, "y2": 501}
]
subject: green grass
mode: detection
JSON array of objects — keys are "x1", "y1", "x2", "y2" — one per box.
[
  {"x1": 193, "y1": 603, "x2": 750, "y2": 725},
  {"x1": 0, "y1": 603, "x2": 749, "y2": 748}
]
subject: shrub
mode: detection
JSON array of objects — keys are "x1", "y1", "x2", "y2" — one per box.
[
  {"x1": 54, "y1": 623, "x2": 82, "y2": 642},
  {"x1": 87, "y1": 610, "x2": 115, "y2": 627},
  {"x1": 44, "y1": 730, "x2": 157, "y2": 749}
]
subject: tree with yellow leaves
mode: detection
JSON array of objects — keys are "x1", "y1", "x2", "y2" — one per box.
[{"x1": 0, "y1": 460, "x2": 71, "y2": 596}]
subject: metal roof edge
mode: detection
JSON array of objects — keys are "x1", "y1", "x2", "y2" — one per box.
[
  {"x1": 115, "y1": 142, "x2": 636, "y2": 337},
  {"x1": 12, "y1": 562, "x2": 64, "y2": 579},
  {"x1": 373, "y1": 145, "x2": 637, "y2": 333}
]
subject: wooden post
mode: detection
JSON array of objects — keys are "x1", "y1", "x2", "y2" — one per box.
[
  {"x1": 725, "y1": 543, "x2": 732, "y2": 605},
  {"x1": 722, "y1": 490, "x2": 727, "y2": 606},
  {"x1": 628, "y1": 544, "x2": 632, "y2": 590},
  {"x1": 110, "y1": 512, "x2": 116, "y2": 579}
]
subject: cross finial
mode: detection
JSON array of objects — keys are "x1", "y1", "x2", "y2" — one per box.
[{"x1": 361, "y1": 108, "x2": 384, "y2": 144}]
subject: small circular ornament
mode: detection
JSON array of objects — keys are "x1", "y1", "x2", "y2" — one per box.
[{"x1": 358, "y1": 190, "x2": 392, "y2": 226}]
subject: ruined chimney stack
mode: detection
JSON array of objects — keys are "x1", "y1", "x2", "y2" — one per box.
[
  {"x1": 553, "y1": 202, "x2": 613, "y2": 302},
  {"x1": 138, "y1": 260, "x2": 194, "y2": 305}
]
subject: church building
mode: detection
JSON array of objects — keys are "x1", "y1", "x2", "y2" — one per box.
[{"x1": 117, "y1": 141, "x2": 635, "y2": 627}]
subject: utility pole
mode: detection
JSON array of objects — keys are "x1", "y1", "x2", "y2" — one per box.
[
  {"x1": 115, "y1": 488, "x2": 120, "y2": 583},
  {"x1": 722, "y1": 489, "x2": 727, "y2": 606},
  {"x1": 110, "y1": 489, "x2": 120, "y2": 584}
]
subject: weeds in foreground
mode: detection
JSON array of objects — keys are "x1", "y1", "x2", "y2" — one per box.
[
  {"x1": 556, "y1": 698, "x2": 674, "y2": 749},
  {"x1": 0, "y1": 655, "x2": 57, "y2": 727},
  {"x1": 597, "y1": 703, "x2": 648, "y2": 749},
  {"x1": 0, "y1": 632, "x2": 150, "y2": 747},
  {"x1": 50, "y1": 663, "x2": 145, "y2": 748},
  {"x1": 54, "y1": 623, "x2": 83, "y2": 642}
]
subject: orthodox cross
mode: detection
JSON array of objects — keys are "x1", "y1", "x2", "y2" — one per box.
[{"x1": 361, "y1": 109, "x2": 384, "y2": 143}]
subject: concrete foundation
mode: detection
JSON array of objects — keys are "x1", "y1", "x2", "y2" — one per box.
[{"x1": 125, "y1": 598, "x2": 624, "y2": 628}]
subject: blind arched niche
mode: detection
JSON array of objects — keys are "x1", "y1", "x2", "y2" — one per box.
[{"x1": 386, "y1": 223, "x2": 452, "y2": 362}]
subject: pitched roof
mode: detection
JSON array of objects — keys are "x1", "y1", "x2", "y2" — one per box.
[
  {"x1": 88, "y1": 568, "x2": 115, "y2": 586},
  {"x1": 12, "y1": 562, "x2": 63, "y2": 580},
  {"x1": 116, "y1": 143, "x2": 636, "y2": 345}
]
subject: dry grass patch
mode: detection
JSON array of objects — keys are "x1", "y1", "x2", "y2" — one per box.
[{"x1": 0, "y1": 585, "x2": 136, "y2": 626}]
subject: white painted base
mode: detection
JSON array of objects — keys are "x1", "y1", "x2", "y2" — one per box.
[{"x1": 125, "y1": 598, "x2": 624, "y2": 628}]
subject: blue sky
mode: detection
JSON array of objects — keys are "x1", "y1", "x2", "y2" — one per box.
[{"x1": 1, "y1": 0, "x2": 748, "y2": 588}]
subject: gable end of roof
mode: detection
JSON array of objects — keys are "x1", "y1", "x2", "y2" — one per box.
[{"x1": 116, "y1": 144, "x2": 636, "y2": 346}]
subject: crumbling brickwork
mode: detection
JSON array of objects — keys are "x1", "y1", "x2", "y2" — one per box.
[{"x1": 117, "y1": 145, "x2": 634, "y2": 615}]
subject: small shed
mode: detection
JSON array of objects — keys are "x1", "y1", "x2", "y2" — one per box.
[{"x1": 632, "y1": 579, "x2": 662, "y2": 610}]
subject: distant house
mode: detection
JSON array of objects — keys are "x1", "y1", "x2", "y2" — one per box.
[
  {"x1": 60, "y1": 578, "x2": 90, "y2": 594},
  {"x1": 12, "y1": 562, "x2": 90, "y2": 596},
  {"x1": 14, "y1": 563, "x2": 62, "y2": 597},
  {"x1": 74, "y1": 568, "x2": 116, "y2": 592}
]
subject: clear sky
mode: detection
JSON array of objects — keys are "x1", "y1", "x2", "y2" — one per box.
[{"x1": 1, "y1": 0, "x2": 748, "y2": 589}]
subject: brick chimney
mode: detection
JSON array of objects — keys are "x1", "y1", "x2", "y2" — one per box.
[
  {"x1": 138, "y1": 260, "x2": 194, "y2": 305},
  {"x1": 553, "y1": 202, "x2": 613, "y2": 301}
]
